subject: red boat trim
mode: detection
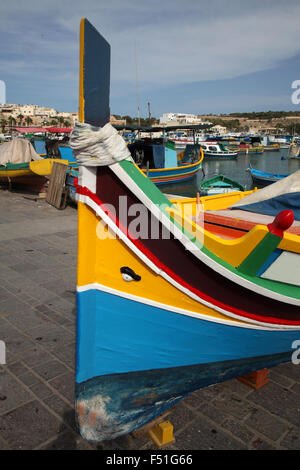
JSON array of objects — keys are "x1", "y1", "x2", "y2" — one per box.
[
  {"x1": 76, "y1": 167, "x2": 300, "y2": 326},
  {"x1": 202, "y1": 212, "x2": 300, "y2": 235}
]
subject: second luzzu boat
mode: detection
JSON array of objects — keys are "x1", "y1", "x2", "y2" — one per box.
[
  {"x1": 73, "y1": 19, "x2": 300, "y2": 442},
  {"x1": 0, "y1": 137, "x2": 69, "y2": 193}
]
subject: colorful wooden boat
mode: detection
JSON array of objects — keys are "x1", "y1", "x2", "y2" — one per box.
[
  {"x1": 73, "y1": 19, "x2": 300, "y2": 443},
  {"x1": 198, "y1": 174, "x2": 245, "y2": 196},
  {"x1": 168, "y1": 133, "x2": 206, "y2": 150},
  {"x1": 128, "y1": 140, "x2": 203, "y2": 186},
  {"x1": 172, "y1": 185, "x2": 300, "y2": 240},
  {"x1": 0, "y1": 139, "x2": 69, "y2": 193},
  {"x1": 263, "y1": 144, "x2": 280, "y2": 151},
  {"x1": 199, "y1": 142, "x2": 238, "y2": 159},
  {"x1": 64, "y1": 142, "x2": 203, "y2": 196},
  {"x1": 0, "y1": 159, "x2": 70, "y2": 193},
  {"x1": 142, "y1": 158, "x2": 202, "y2": 185},
  {"x1": 248, "y1": 167, "x2": 287, "y2": 187},
  {"x1": 228, "y1": 145, "x2": 264, "y2": 154}
]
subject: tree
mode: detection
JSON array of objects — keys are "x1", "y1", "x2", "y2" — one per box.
[
  {"x1": 58, "y1": 116, "x2": 65, "y2": 127},
  {"x1": 17, "y1": 114, "x2": 24, "y2": 125},
  {"x1": 122, "y1": 115, "x2": 133, "y2": 125},
  {"x1": 0, "y1": 118, "x2": 6, "y2": 133},
  {"x1": 8, "y1": 115, "x2": 16, "y2": 129},
  {"x1": 63, "y1": 120, "x2": 71, "y2": 127},
  {"x1": 24, "y1": 116, "x2": 33, "y2": 126}
]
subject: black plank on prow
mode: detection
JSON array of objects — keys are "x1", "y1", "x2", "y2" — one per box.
[{"x1": 83, "y1": 19, "x2": 111, "y2": 127}]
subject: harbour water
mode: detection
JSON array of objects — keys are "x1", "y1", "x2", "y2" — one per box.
[{"x1": 160, "y1": 148, "x2": 300, "y2": 197}]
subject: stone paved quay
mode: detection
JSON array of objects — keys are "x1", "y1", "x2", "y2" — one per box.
[{"x1": 1, "y1": 189, "x2": 300, "y2": 451}]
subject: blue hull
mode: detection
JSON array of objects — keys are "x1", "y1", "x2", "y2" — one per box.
[
  {"x1": 203, "y1": 153, "x2": 237, "y2": 160},
  {"x1": 66, "y1": 171, "x2": 78, "y2": 203},
  {"x1": 75, "y1": 287, "x2": 299, "y2": 441},
  {"x1": 249, "y1": 168, "x2": 287, "y2": 187},
  {"x1": 76, "y1": 352, "x2": 289, "y2": 441}
]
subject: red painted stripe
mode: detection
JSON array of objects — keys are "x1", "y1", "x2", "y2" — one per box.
[
  {"x1": 77, "y1": 184, "x2": 300, "y2": 326},
  {"x1": 203, "y1": 213, "x2": 300, "y2": 235}
]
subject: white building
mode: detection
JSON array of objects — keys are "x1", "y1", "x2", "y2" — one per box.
[
  {"x1": 34, "y1": 107, "x2": 58, "y2": 118},
  {"x1": 160, "y1": 113, "x2": 202, "y2": 125},
  {"x1": 210, "y1": 124, "x2": 227, "y2": 135},
  {"x1": 0, "y1": 103, "x2": 78, "y2": 125}
]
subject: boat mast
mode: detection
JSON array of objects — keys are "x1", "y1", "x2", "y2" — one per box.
[
  {"x1": 148, "y1": 101, "x2": 152, "y2": 139},
  {"x1": 134, "y1": 41, "x2": 141, "y2": 128}
]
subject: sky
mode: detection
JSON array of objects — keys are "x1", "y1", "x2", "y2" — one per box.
[{"x1": 1, "y1": 0, "x2": 300, "y2": 118}]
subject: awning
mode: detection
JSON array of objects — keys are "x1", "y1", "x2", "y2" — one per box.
[
  {"x1": 13, "y1": 127, "x2": 73, "y2": 134},
  {"x1": 46, "y1": 127, "x2": 73, "y2": 133},
  {"x1": 13, "y1": 127, "x2": 47, "y2": 134}
]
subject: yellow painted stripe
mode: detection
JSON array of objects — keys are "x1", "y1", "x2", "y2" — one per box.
[
  {"x1": 0, "y1": 169, "x2": 33, "y2": 178},
  {"x1": 170, "y1": 189, "x2": 257, "y2": 212},
  {"x1": 79, "y1": 17, "x2": 86, "y2": 123},
  {"x1": 142, "y1": 148, "x2": 204, "y2": 174},
  {"x1": 166, "y1": 205, "x2": 269, "y2": 267},
  {"x1": 76, "y1": 201, "x2": 248, "y2": 324},
  {"x1": 146, "y1": 167, "x2": 200, "y2": 181}
]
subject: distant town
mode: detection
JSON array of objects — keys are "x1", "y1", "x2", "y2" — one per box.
[{"x1": 1, "y1": 104, "x2": 300, "y2": 136}]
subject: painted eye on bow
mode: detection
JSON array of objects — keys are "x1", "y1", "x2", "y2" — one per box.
[{"x1": 120, "y1": 266, "x2": 141, "y2": 282}]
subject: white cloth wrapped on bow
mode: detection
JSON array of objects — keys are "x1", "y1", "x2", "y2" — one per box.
[{"x1": 69, "y1": 121, "x2": 132, "y2": 166}]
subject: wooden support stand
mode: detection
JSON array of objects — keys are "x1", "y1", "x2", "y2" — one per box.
[
  {"x1": 237, "y1": 368, "x2": 269, "y2": 390},
  {"x1": 46, "y1": 162, "x2": 68, "y2": 210},
  {"x1": 131, "y1": 409, "x2": 175, "y2": 448},
  {"x1": 148, "y1": 420, "x2": 175, "y2": 448}
]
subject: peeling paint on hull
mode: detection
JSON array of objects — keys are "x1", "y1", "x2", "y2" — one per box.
[{"x1": 75, "y1": 352, "x2": 289, "y2": 442}]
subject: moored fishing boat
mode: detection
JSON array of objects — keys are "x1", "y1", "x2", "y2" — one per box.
[
  {"x1": 168, "y1": 133, "x2": 207, "y2": 150},
  {"x1": 199, "y1": 141, "x2": 238, "y2": 159},
  {"x1": 0, "y1": 137, "x2": 68, "y2": 193},
  {"x1": 198, "y1": 174, "x2": 245, "y2": 196},
  {"x1": 128, "y1": 139, "x2": 203, "y2": 185},
  {"x1": 248, "y1": 166, "x2": 288, "y2": 187},
  {"x1": 228, "y1": 144, "x2": 264, "y2": 154},
  {"x1": 73, "y1": 18, "x2": 300, "y2": 443},
  {"x1": 65, "y1": 139, "x2": 204, "y2": 193},
  {"x1": 263, "y1": 144, "x2": 280, "y2": 151},
  {"x1": 172, "y1": 175, "x2": 300, "y2": 240}
]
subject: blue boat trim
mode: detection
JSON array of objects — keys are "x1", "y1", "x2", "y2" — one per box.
[
  {"x1": 76, "y1": 288, "x2": 299, "y2": 384},
  {"x1": 249, "y1": 168, "x2": 287, "y2": 187},
  {"x1": 256, "y1": 249, "x2": 282, "y2": 277}
]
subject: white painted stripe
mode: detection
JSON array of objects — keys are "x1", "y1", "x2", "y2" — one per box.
[
  {"x1": 77, "y1": 282, "x2": 300, "y2": 332},
  {"x1": 78, "y1": 193, "x2": 300, "y2": 330},
  {"x1": 109, "y1": 162, "x2": 300, "y2": 307},
  {"x1": 78, "y1": 166, "x2": 97, "y2": 193}
]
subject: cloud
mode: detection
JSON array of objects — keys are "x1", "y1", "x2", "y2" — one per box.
[{"x1": 1, "y1": 0, "x2": 300, "y2": 113}]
